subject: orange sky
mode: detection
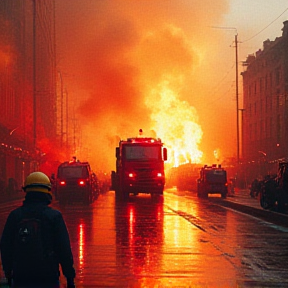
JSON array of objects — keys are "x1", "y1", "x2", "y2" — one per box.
[{"x1": 55, "y1": 0, "x2": 288, "y2": 172}]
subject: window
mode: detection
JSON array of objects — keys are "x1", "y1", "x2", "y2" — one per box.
[
  {"x1": 59, "y1": 166, "x2": 89, "y2": 178},
  {"x1": 125, "y1": 146, "x2": 160, "y2": 160}
]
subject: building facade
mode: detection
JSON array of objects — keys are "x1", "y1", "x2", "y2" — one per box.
[
  {"x1": 241, "y1": 20, "x2": 288, "y2": 178},
  {"x1": 0, "y1": 0, "x2": 57, "y2": 194}
]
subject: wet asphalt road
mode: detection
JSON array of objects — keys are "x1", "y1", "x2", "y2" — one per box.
[{"x1": 1, "y1": 189, "x2": 288, "y2": 288}]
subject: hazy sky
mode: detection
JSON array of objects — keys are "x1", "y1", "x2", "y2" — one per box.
[{"x1": 55, "y1": 0, "x2": 288, "y2": 171}]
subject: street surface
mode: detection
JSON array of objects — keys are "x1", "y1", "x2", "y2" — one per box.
[{"x1": 1, "y1": 189, "x2": 288, "y2": 288}]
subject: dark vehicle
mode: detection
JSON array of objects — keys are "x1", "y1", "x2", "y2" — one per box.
[
  {"x1": 260, "y1": 162, "x2": 288, "y2": 213},
  {"x1": 111, "y1": 130, "x2": 167, "y2": 200},
  {"x1": 56, "y1": 160, "x2": 100, "y2": 205},
  {"x1": 197, "y1": 164, "x2": 228, "y2": 198}
]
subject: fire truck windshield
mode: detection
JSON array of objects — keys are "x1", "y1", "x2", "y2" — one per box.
[
  {"x1": 125, "y1": 146, "x2": 160, "y2": 160},
  {"x1": 205, "y1": 170, "x2": 226, "y2": 183},
  {"x1": 58, "y1": 166, "x2": 89, "y2": 178}
]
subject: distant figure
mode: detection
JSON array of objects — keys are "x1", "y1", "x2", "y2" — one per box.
[
  {"x1": 250, "y1": 178, "x2": 259, "y2": 198},
  {"x1": 0, "y1": 172, "x2": 76, "y2": 288},
  {"x1": 69, "y1": 156, "x2": 77, "y2": 164},
  {"x1": 228, "y1": 177, "x2": 235, "y2": 196}
]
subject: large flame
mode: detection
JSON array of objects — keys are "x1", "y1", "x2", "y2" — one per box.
[
  {"x1": 146, "y1": 80, "x2": 203, "y2": 167},
  {"x1": 55, "y1": 1, "x2": 234, "y2": 172}
]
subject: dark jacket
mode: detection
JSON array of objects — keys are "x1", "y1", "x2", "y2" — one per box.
[{"x1": 0, "y1": 192, "x2": 75, "y2": 286}]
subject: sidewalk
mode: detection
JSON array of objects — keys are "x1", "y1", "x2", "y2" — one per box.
[
  {"x1": 0, "y1": 190, "x2": 24, "y2": 204},
  {"x1": 227, "y1": 188, "x2": 261, "y2": 210},
  {"x1": 221, "y1": 188, "x2": 288, "y2": 228}
]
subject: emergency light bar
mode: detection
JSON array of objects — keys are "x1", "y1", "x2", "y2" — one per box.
[{"x1": 126, "y1": 137, "x2": 162, "y2": 144}]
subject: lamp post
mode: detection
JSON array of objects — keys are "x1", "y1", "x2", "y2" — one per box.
[
  {"x1": 33, "y1": 0, "x2": 37, "y2": 149},
  {"x1": 235, "y1": 33, "x2": 240, "y2": 164},
  {"x1": 65, "y1": 88, "x2": 69, "y2": 154},
  {"x1": 58, "y1": 71, "x2": 64, "y2": 148},
  {"x1": 239, "y1": 108, "x2": 245, "y2": 161}
]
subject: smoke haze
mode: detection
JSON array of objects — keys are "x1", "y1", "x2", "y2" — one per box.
[{"x1": 56, "y1": 0, "x2": 231, "y2": 172}]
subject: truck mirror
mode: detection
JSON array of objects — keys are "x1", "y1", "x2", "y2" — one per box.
[
  {"x1": 116, "y1": 147, "x2": 120, "y2": 158},
  {"x1": 163, "y1": 148, "x2": 167, "y2": 161}
]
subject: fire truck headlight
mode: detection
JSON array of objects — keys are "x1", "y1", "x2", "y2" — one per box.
[
  {"x1": 157, "y1": 172, "x2": 162, "y2": 177},
  {"x1": 128, "y1": 173, "x2": 135, "y2": 178}
]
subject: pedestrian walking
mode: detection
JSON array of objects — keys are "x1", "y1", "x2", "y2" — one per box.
[{"x1": 0, "y1": 172, "x2": 76, "y2": 288}]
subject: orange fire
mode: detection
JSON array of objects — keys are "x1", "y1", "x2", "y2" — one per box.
[
  {"x1": 145, "y1": 80, "x2": 203, "y2": 167},
  {"x1": 55, "y1": 2, "x2": 234, "y2": 172}
]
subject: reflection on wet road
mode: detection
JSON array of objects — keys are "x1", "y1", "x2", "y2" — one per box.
[{"x1": 1, "y1": 190, "x2": 288, "y2": 287}]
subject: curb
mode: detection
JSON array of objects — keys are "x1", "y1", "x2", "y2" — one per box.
[
  {"x1": 0, "y1": 192, "x2": 24, "y2": 203},
  {"x1": 212, "y1": 197, "x2": 288, "y2": 229}
]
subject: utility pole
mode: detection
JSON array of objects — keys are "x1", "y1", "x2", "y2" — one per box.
[
  {"x1": 33, "y1": 0, "x2": 37, "y2": 148},
  {"x1": 66, "y1": 88, "x2": 69, "y2": 153},
  {"x1": 211, "y1": 26, "x2": 240, "y2": 164},
  {"x1": 235, "y1": 33, "x2": 240, "y2": 164},
  {"x1": 239, "y1": 108, "x2": 245, "y2": 160},
  {"x1": 58, "y1": 71, "x2": 64, "y2": 148}
]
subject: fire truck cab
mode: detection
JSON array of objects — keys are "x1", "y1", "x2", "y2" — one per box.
[
  {"x1": 111, "y1": 134, "x2": 167, "y2": 200},
  {"x1": 197, "y1": 164, "x2": 228, "y2": 198}
]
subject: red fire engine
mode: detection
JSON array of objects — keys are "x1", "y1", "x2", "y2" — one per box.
[{"x1": 111, "y1": 131, "x2": 167, "y2": 200}]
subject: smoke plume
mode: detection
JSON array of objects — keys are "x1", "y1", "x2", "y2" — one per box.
[{"x1": 56, "y1": 0, "x2": 230, "y2": 171}]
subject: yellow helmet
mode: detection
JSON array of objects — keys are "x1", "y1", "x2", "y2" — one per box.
[{"x1": 23, "y1": 172, "x2": 52, "y2": 195}]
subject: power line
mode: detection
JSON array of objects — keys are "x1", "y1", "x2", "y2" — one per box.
[
  {"x1": 242, "y1": 7, "x2": 288, "y2": 43},
  {"x1": 205, "y1": 64, "x2": 235, "y2": 104}
]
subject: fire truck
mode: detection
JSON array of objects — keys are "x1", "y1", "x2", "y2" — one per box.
[
  {"x1": 56, "y1": 159, "x2": 100, "y2": 205},
  {"x1": 111, "y1": 131, "x2": 167, "y2": 200},
  {"x1": 197, "y1": 164, "x2": 228, "y2": 198}
]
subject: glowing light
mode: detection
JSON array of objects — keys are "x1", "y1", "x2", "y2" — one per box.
[
  {"x1": 214, "y1": 148, "x2": 221, "y2": 162},
  {"x1": 78, "y1": 180, "x2": 85, "y2": 185},
  {"x1": 78, "y1": 223, "x2": 84, "y2": 268},
  {"x1": 129, "y1": 206, "x2": 135, "y2": 237},
  {"x1": 146, "y1": 81, "x2": 203, "y2": 167}
]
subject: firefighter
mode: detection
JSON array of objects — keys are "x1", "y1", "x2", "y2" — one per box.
[{"x1": 0, "y1": 172, "x2": 76, "y2": 288}]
